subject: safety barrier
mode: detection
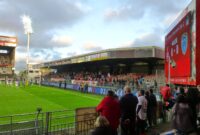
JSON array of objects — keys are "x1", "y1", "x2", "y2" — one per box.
[{"x1": 0, "y1": 108, "x2": 97, "y2": 135}]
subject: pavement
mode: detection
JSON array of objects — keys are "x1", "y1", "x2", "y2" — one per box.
[
  {"x1": 147, "y1": 121, "x2": 200, "y2": 135},
  {"x1": 147, "y1": 122, "x2": 172, "y2": 135}
]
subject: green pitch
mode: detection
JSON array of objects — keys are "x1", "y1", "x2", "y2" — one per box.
[{"x1": 0, "y1": 85, "x2": 103, "y2": 116}]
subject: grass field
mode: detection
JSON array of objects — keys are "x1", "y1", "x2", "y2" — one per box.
[{"x1": 0, "y1": 85, "x2": 103, "y2": 116}]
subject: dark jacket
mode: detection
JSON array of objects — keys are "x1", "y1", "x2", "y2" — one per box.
[
  {"x1": 120, "y1": 93, "x2": 138, "y2": 119},
  {"x1": 172, "y1": 103, "x2": 195, "y2": 133},
  {"x1": 149, "y1": 93, "x2": 157, "y2": 107},
  {"x1": 91, "y1": 126, "x2": 113, "y2": 135}
]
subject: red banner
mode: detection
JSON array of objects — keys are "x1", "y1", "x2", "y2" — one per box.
[{"x1": 165, "y1": 12, "x2": 192, "y2": 81}]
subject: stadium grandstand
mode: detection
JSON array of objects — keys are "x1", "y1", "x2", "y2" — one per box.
[
  {"x1": 0, "y1": 36, "x2": 17, "y2": 84},
  {"x1": 33, "y1": 46, "x2": 165, "y2": 91}
]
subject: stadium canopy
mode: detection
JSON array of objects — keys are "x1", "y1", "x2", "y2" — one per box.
[{"x1": 33, "y1": 46, "x2": 164, "y2": 74}]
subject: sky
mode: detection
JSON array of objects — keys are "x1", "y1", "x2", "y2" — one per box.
[{"x1": 0, "y1": 0, "x2": 191, "y2": 71}]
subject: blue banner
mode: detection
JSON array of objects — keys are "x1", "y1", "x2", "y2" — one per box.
[{"x1": 41, "y1": 81, "x2": 124, "y2": 97}]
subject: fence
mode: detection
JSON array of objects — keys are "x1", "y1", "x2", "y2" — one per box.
[{"x1": 0, "y1": 108, "x2": 97, "y2": 135}]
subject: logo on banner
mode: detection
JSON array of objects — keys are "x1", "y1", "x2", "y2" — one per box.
[{"x1": 181, "y1": 33, "x2": 188, "y2": 55}]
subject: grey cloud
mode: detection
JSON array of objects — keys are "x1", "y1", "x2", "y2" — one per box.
[
  {"x1": 0, "y1": 0, "x2": 88, "y2": 48},
  {"x1": 15, "y1": 60, "x2": 26, "y2": 71},
  {"x1": 31, "y1": 49, "x2": 61, "y2": 61},
  {"x1": 16, "y1": 46, "x2": 26, "y2": 52},
  {"x1": 105, "y1": 5, "x2": 145, "y2": 21},
  {"x1": 132, "y1": 33, "x2": 163, "y2": 47},
  {"x1": 130, "y1": 25, "x2": 164, "y2": 47},
  {"x1": 0, "y1": 0, "x2": 89, "y2": 70},
  {"x1": 0, "y1": 0, "x2": 86, "y2": 32},
  {"x1": 15, "y1": 48, "x2": 62, "y2": 71},
  {"x1": 104, "y1": 0, "x2": 190, "y2": 21}
]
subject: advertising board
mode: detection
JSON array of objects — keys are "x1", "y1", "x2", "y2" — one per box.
[
  {"x1": 165, "y1": 12, "x2": 191, "y2": 77},
  {"x1": 165, "y1": 0, "x2": 197, "y2": 85}
]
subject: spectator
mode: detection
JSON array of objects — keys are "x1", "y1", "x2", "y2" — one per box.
[
  {"x1": 176, "y1": 87, "x2": 186, "y2": 102},
  {"x1": 172, "y1": 93, "x2": 197, "y2": 135},
  {"x1": 160, "y1": 84, "x2": 173, "y2": 110},
  {"x1": 96, "y1": 90, "x2": 120, "y2": 135},
  {"x1": 84, "y1": 83, "x2": 88, "y2": 93},
  {"x1": 80, "y1": 82, "x2": 84, "y2": 92},
  {"x1": 197, "y1": 86, "x2": 200, "y2": 127},
  {"x1": 149, "y1": 89, "x2": 157, "y2": 126},
  {"x1": 173, "y1": 86, "x2": 180, "y2": 99},
  {"x1": 91, "y1": 116, "x2": 113, "y2": 135},
  {"x1": 187, "y1": 87, "x2": 199, "y2": 130},
  {"x1": 136, "y1": 90, "x2": 148, "y2": 135},
  {"x1": 120, "y1": 86, "x2": 138, "y2": 135},
  {"x1": 160, "y1": 84, "x2": 171, "y2": 102},
  {"x1": 145, "y1": 91, "x2": 151, "y2": 128},
  {"x1": 154, "y1": 80, "x2": 157, "y2": 88}
]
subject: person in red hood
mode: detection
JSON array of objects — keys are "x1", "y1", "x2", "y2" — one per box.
[
  {"x1": 160, "y1": 84, "x2": 175, "y2": 110},
  {"x1": 96, "y1": 90, "x2": 120, "y2": 135},
  {"x1": 160, "y1": 84, "x2": 171, "y2": 101}
]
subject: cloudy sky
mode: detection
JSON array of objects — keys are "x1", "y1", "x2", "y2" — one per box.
[{"x1": 0, "y1": 0, "x2": 191, "y2": 71}]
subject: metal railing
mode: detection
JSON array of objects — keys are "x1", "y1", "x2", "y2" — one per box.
[{"x1": 0, "y1": 108, "x2": 97, "y2": 135}]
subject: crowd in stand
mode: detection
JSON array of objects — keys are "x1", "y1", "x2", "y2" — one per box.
[
  {"x1": 43, "y1": 71, "x2": 164, "y2": 89},
  {"x1": 0, "y1": 55, "x2": 12, "y2": 74},
  {"x1": 0, "y1": 55, "x2": 10, "y2": 65},
  {"x1": 91, "y1": 85, "x2": 200, "y2": 135}
]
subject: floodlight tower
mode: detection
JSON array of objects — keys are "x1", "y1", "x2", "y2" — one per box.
[{"x1": 21, "y1": 15, "x2": 33, "y2": 83}]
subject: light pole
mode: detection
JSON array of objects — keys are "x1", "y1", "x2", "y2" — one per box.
[{"x1": 21, "y1": 15, "x2": 33, "y2": 84}]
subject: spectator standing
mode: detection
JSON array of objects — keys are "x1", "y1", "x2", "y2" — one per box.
[
  {"x1": 172, "y1": 94, "x2": 197, "y2": 135},
  {"x1": 186, "y1": 87, "x2": 199, "y2": 131},
  {"x1": 80, "y1": 82, "x2": 84, "y2": 92},
  {"x1": 136, "y1": 90, "x2": 148, "y2": 135},
  {"x1": 197, "y1": 86, "x2": 200, "y2": 127},
  {"x1": 145, "y1": 91, "x2": 151, "y2": 128},
  {"x1": 91, "y1": 116, "x2": 113, "y2": 135},
  {"x1": 160, "y1": 84, "x2": 171, "y2": 102},
  {"x1": 176, "y1": 87, "x2": 186, "y2": 102},
  {"x1": 160, "y1": 84, "x2": 173, "y2": 110},
  {"x1": 173, "y1": 86, "x2": 180, "y2": 99},
  {"x1": 96, "y1": 90, "x2": 120, "y2": 135},
  {"x1": 149, "y1": 89, "x2": 157, "y2": 126},
  {"x1": 84, "y1": 83, "x2": 88, "y2": 93},
  {"x1": 154, "y1": 80, "x2": 157, "y2": 89},
  {"x1": 120, "y1": 86, "x2": 138, "y2": 135}
]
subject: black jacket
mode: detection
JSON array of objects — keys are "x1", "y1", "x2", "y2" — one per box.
[
  {"x1": 120, "y1": 93, "x2": 138, "y2": 119},
  {"x1": 91, "y1": 126, "x2": 113, "y2": 135},
  {"x1": 149, "y1": 93, "x2": 157, "y2": 107}
]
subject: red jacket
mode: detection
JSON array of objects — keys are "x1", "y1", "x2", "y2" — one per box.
[
  {"x1": 96, "y1": 96, "x2": 121, "y2": 130},
  {"x1": 160, "y1": 86, "x2": 171, "y2": 101}
]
